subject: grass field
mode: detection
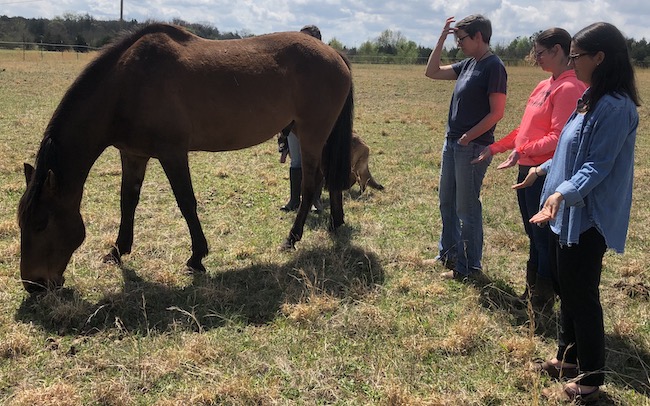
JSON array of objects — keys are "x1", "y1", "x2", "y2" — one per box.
[{"x1": 0, "y1": 49, "x2": 649, "y2": 405}]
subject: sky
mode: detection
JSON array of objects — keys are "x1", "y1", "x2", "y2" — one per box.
[{"x1": 1, "y1": 0, "x2": 648, "y2": 48}]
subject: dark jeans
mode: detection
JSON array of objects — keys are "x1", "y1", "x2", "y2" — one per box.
[
  {"x1": 550, "y1": 227, "x2": 607, "y2": 386},
  {"x1": 516, "y1": 165, "x2": 551, "y2": 278}
]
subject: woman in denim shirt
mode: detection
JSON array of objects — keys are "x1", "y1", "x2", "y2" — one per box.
[{"x1": 515, "y1": 22, "x2": 640, "y2": 402}]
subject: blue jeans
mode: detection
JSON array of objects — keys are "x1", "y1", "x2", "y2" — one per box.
[
  {"x1": 288, "y1": 132, "x2": 302, "y2": 169},
  {"x1": 516, "y1": 166, "x2": 551, "y2": 278},
  {"x1": 438, "y1": 139, "x2": 491, "y2": 274}
]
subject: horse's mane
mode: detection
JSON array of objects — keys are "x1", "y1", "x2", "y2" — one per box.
[{"x1": 19, "y1": 24, "x2": 194, "y2": 223}]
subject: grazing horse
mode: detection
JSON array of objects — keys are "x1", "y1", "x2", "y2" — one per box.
[{"x1": 17, "y1": 23, "x2": 353, "y2": 293}]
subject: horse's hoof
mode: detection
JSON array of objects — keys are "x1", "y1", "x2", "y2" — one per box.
[
  {"x1": 328, "y1": 220, "x2": 345, "y2": 232},
  {"x1": 279, "y1": 238, "x2": 296, "y2": 251},
  {"x1": 102, "y1": 249, "x2": 121, "y2": 265},
  {"x1": 102, "y1": 246, "x2": 123, "y2": 265},
  {"x1": 185, "y1": 261, "x2": 206, "y2": 274}
]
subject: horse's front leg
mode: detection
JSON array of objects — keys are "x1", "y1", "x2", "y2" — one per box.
[
  {"x1": 103, "y1": 152, "x2": 150, "y2": 265},
  {"x1": 159, "y1": 153, "x2": 209, "y2": 273}
]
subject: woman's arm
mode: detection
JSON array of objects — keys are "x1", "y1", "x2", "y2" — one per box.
[
  {"x1": 425, "y1": 17, "x2": 458, "y2": 80},
  {"x1": 458, "y1": 92, "x2": 506, "y2": 145},
  {"x1": 556, "y1": 103, "x2": 636, "y2": 208}
]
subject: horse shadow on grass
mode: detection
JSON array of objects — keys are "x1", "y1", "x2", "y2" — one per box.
[
  {"x1": 472, "y1": 277, "x2": 650, "y2": 402},
  {"x1": 15, "y1": 237, "x2": 383, "y2": 336}
]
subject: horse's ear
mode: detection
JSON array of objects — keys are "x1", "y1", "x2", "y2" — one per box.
[
  {"x1": 24, "y1": 163, "x2": 34, "y2": 186},
  {"x1": 44, "y1": 169, "x2": 57, "y2": 193}
]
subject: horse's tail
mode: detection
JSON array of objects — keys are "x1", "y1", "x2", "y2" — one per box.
[
  {"x1": 323, "y1": 63, "x2": 354, "y2": 191},
  {"x1": 367, "y1": 176, "x2": 385, "y2": 191}
]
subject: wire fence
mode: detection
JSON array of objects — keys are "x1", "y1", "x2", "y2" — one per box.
[
  {"x1": 2, "y1": 40, "x2": 647, "y2": 68},
  {"x1": 0, "y1": 41, "x2": 99, "y2": 61}
]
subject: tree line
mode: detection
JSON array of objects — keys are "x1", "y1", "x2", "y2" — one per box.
[{"x1": 1, "y1": 14, "x2": 649, "y2": 66}]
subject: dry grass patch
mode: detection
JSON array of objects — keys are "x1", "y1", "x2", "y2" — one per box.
[
  {"x1": 0, "y1": 325, "x2": 34, "y2": 359},
  {"x1": 437, "y1": 311, "x2": 493, "y2": 355},
  {"x1": 281, "y1": 293, "x2": 340, "y2": 325},
  {"x1": 90, "y1": 380, "x2": 133, "y2": 406},
  {"x1": 498, "y1": 335, "x2": 537, "y2": 363},
  {"x1": 9, "y1": 381, "x2": 82, "y2": 406}
]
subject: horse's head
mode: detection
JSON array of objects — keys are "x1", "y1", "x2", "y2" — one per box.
[{"x1": 18, "y1": 163, "x2": 86, "y2": 293}]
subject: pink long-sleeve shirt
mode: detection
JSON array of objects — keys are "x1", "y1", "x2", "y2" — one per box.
[{"x1": 489, "y1": 69, "x2": 587, "y2": 166}]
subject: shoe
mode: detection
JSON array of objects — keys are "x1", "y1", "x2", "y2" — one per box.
[
  {"x1": 280, "y1": 202, "x2": 300, "y2": 212},
  {"x1": 423, "y1": 255, "x2": 456, "y2": 270},
  {"x1": 441, "y1": 270, "x2": 490, "y2": 284},
  {"x1": 440, "y1": 270, "x2": 459, "y2": 280},
  {"x1": 562, "y1": 385, "x2": 600, "y2": 404},
  {"x1": 534, "y1": 360, "x2": 579, "y2": 380}
]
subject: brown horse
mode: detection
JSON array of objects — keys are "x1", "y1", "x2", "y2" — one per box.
[{"x1": 17, "y1": 23, "x2": 353, "y2": 293}]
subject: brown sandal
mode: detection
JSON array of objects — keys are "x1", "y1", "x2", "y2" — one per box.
[
  {"x1": 542, "y1": 385, "x2": 600, "y2": 405},
  {"x1": 534, "y1": 360, "x2": 579, "y2": 380},
  {"x1": 562, "y1": 385, "x2": 600, "y2": 404}
]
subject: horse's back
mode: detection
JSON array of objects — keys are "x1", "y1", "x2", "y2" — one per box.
[{"x1": 107, "y1": 26, "x2": 351, "y2": 153}]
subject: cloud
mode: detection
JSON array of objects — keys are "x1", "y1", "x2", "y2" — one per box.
[{"x1": 1, "y1": 0, "x2": 648, "y2": 46}]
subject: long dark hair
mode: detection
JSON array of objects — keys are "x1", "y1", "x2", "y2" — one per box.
[{"x1": 573, "y1": 22, "x2": 641, "y2": 110}]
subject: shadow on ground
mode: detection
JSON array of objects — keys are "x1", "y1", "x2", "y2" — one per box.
[{"x1": 15, "y1": 240, "x2": 384, "y2": 336}]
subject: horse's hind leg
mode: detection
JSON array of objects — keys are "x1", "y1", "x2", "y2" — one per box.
[
  {"x1": 158, "y1": 153, "x2": 209, "y2": 273},
  {"x1": 103, "y1": 152, "x2": 150, "y2": 265}
]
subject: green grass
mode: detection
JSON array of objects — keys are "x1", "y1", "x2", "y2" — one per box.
[{"x1": 1, "y1": 50, "x2": 649, "y2": 405}]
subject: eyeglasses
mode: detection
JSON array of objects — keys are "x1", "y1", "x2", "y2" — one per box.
[
  {"x1": 568, "y1": 52, "x2": 592, "y2": 62},
  {"x1": 456, "y1": 34, "x2": 470, "y2": 44},
  {"x1": 534, "y1": 49, "x2": 549, "y2": 59}
]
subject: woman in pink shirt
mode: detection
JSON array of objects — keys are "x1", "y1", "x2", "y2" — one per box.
[{"x1": 473, "y1": 28, "x2": 586, "y2": 316}]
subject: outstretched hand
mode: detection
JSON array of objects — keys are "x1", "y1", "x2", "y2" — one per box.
[
  {"x1": 512, "y1": 167, "x2": 538, "y2": 190},
  {"x1": 471, "y1": 146, "x2": 492, "y2": 164},
  {"x1": 497, "y1": 150, "x2": 520, "y2": 169},
  {"x1": 530, "y1": 192, "x2": 564, "y2": 225}
]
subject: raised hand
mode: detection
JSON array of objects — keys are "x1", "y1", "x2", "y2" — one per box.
[{"x1": 442, "y1": 17, "x2": 456, "y2": 37}]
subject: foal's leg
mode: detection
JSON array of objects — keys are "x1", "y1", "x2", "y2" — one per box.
[
  {"x1": 158, "y1": 153, "x2": 209, "y2": 273},
  {"x1": 103, "y1": 152, "x2": 150, "y2": 265}
]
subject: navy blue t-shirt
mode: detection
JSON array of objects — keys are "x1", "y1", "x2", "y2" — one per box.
[{"x1": 446, "y1": 55, "x2": 508, "y2": 145}]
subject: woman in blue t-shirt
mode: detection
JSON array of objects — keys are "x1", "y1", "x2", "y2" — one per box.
[{"x1": 424, "y1": 15, "x2": 507, "y2": 280}]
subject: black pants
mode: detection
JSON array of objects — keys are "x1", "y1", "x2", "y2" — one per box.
[
  {"x1": 516, "y1": 166, "x2": 551, "y2": 278},
  {"x1": 550, "y1": 227, "x2": 607, "y2": 387}
]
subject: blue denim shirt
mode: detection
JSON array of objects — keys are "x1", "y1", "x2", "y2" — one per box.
[{"x1": 539, "y1": 91, "x2": 638, "y2": 252}]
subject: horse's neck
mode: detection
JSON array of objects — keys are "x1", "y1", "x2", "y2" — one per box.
[{"x1": 48, "y1": 131, "x2": 107, "y2": 201}]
